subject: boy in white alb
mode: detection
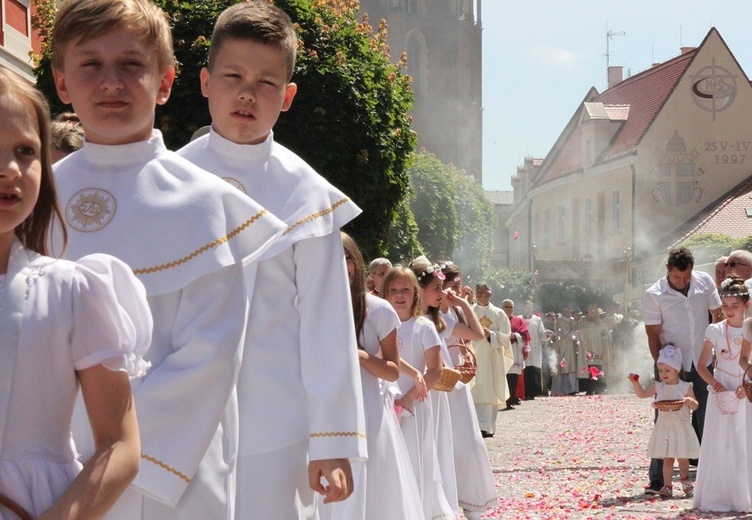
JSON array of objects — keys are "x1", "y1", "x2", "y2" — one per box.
[
  {"x1": 49, "y1": 1, "x2": 286, "y2": 519},
  {"x1": 177, "y1": 3, "x2": 367, "y2": 519}
]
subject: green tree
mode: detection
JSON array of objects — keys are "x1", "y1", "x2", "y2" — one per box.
[
  {"x1": 678, "y1": 232, "x2": 737, "y2": 265},
  {"x1": 404, "y1": 150, "x2": 496, "y2": 279},
  {"x1": 32, "y1": 0, "x2": 416, "y2": 260},
  {"x1": 407, "y1": 151, "x2": 458, "y2": 263}
]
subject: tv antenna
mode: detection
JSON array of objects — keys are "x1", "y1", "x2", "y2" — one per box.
[{"x1": 606, "y1": 29, "x2": 625, "y2": 83}]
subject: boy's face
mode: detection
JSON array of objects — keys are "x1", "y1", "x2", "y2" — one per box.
[
  {"x1": 201, "y1": 38, "x2": 296, "y2": 145},
  {"x1": 53, "y1": 28, "x2": 174, "y2": 145}
]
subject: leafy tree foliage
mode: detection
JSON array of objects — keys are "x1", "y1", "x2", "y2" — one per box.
[
  {"x1": 678, "y1": 232, "x2": 738, "y2": 265},
  {"x1": 407, "y1": 151, "x2": 458, "y2": 263},
  {"x1": 404, "y1": 151, "x2": 496, "y2": 278},
  {"x1": 385, "y1": 195, "x2": 422, "y2": 264},
  {"x1": 32, "y1": 0, "x2": 416, "y2": 260}
]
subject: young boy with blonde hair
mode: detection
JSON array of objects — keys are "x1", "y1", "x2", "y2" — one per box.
[
  {"x1": 178, "y1": 3, "x2": 367, "y2": 519},
  {"x1": 50, "y1": 1, "x2": 285, "y2": 518}
]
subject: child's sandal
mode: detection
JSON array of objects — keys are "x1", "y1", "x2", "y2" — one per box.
[
  {"x1": 681, "y1": 478, "x2": 694, "y2": 496},
  {"x1": 658, "y1": 485, "x2": 673, "y2": 498}
]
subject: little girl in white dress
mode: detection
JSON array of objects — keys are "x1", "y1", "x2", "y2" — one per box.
[{"x1": 628, "y1": 345, "x2": 699, "y2": 498}]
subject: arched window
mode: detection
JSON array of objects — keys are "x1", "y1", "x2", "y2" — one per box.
[{"x1": 405, "y1": 30, "x2": 428, "y2": 97}]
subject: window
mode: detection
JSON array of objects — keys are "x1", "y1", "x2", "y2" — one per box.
[
  {"x1": 557, "y1": 204, "x2": 566, "y2": 243},
  {"x1": 585, "y1": 139, "x2": 592, "y2": 163},
  {"x1": 584, "y1": 197, "x2": 592, "y2": 237},
  {"x1": 405, "y1": 31, "x2": 428, "y2": 97},
  {"x1": 544, "y1": 209, "x2": 550, "y2": 247},
  {"x1": 406, "y1": 0, "x2": 418, "y2": 13},
  {"x1": 612, "y1": 190, "x2": 621, "y2": 233}
]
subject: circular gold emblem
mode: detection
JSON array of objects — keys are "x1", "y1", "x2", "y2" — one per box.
[
  {"x1": 223, "y1": 177, "x2": 247, "y2": 194},
  {"x1": 66, "y1": 188, "x2": 116, "y2": 232}
]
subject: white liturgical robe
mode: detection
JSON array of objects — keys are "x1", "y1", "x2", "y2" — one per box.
[
  {"x1": 178, "y1": 130, "x2": 367, "y2": 518},
  {"x1": 53, "y1": 131, "x2": 286, "y2": 520}
]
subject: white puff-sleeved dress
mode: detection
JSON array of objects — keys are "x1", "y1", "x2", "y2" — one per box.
[{"x1": 0, "y1": 240, "x2": 152, "y2": 519}]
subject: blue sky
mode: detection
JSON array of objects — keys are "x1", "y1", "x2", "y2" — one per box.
[{"x1": 481, "y1": 1, "x2": 752, "y2": 191}]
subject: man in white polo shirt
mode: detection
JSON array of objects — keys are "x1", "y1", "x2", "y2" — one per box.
[{"x1": 642, "y1": 247, "x2": 722, "y2": 494}]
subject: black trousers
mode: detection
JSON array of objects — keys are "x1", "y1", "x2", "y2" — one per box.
[
  {"x1": 524, "y1": 366, "x2": 542, "y2": 399},
  {"x1": 506, "y1": 373, "x2": 519, "y2": 407}
]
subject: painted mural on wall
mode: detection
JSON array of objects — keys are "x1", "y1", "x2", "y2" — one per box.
[{"x1": 650, "y1": 131, "x2": 706, "y2": 206}]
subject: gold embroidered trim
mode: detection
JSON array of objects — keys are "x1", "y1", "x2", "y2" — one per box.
[
  {"x1": 282, "y1": 198, "x2": 350, "y2": 236},
  {"x1": 141, "y1": 454, "x2": 190, "y2": 483},
  {"x1": 132, "y1": 209, "x2": 269, "y2": 275},
  {"x1": 458, "y1": 497, "x2": 498, "y2": 509},
  {"x1": 310, "y1": 431, "x2": 367, "y2": 439}
]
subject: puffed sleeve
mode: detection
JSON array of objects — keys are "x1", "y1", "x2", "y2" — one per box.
[{"x1": 69, "y1": 254, "x2": 153, "y2": 377}]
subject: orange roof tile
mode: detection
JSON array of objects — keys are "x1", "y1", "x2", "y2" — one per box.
[
  {"x1": 671, "y1": 176, "x2": 752, "y2": 246},
  {"x1": 534, "y1": 41, "x2": 701, "y2": 187}
]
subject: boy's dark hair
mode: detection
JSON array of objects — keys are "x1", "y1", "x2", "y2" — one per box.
[
  {"x1": 667, "y1": 247, "x2": 694, "y2": 271},
  {"x1": 208, "y1": 1, "x2": 297, "y2": 80}
]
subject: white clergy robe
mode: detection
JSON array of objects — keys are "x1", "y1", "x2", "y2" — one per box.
[
  {"x1": 53, "y1": 131, "x2": 285, "y2": 520},
  {"x1": 471, "y1": 303, "x2": 514, "y2": 433},
  {"x1": 178, "y1": 129, "x2": 367, "y2": 518}
]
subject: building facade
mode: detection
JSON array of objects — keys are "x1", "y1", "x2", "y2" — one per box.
[
  {"x1": 507, "y1": 28, "x2": 752, "y2": 307},
  {"x1": 0, "y1": 0, "x2": 41, "y2": 81},
  {"x1": 358, "y1": 0, "x2": 484, "y2": 183}
]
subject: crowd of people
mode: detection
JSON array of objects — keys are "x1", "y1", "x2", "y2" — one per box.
[
  {"x1": 630, "y1": 246, "x2": 752, "y2": 513},
  {"x1": 5, "y1": 0, "x2": 752, "y2": 518}
]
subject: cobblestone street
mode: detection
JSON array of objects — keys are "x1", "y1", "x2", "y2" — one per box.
[{"x1": 479, "y1": 393, "x2": 752, "y2": 519}]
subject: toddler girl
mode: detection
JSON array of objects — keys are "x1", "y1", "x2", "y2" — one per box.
[
  {"x1": 628, "y1": 344, "x2": 699, "y2": 498},
  {"x1": 0, "y1": 66, "x2": 151, "y2": 519}
]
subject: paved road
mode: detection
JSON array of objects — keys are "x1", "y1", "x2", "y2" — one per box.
[{"x1": 478, "y1": 393, "x2": 750, "y2": 519}]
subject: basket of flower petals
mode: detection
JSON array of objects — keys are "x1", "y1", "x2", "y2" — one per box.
[{"x1": 654, "y1": 399, "x2": 684, "y2": 412}]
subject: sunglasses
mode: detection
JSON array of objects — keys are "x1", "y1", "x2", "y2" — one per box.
[{"x1": 725, "y1": 261, "x2": 750, "y2": 268}]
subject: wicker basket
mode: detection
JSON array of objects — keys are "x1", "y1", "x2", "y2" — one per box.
[
  {"x1": 654, "y1": 399, "x2": 684, "y2": 412},
  {"x1": 716, "y1": 390, "x2": 741, "y2": 415},
  {"x1": 744, "y1": 365, "x2": 752, "y2": 403},
  {"x1": 433, "y1": 366, "x2": 461, "y2": 392},
  {"x1": 0, "y1": 492, "x2": 32, "y2": 520},
  {"x1": 448, "y1": 343, "x2": 477, "y2": 384}
]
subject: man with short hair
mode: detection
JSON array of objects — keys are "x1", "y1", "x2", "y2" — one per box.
[
  {"x1": 501, "y1": 300, "x2": 530, "y2": 408},
  {"x1": 471, "y1": 283, "x2": 514, "y2": 437},
  {"x1": 367, "y1": 258, "x2": 392, "y2": 295},
  {"x1": 520, "y1": 300, "x2": 552, "y2": 399},
  {"x1": 642, "y1": 246, "x2": 722, "y2": 495},
  {"x1": 724, "y1": 250, "x2": 752, "y2": 281}
]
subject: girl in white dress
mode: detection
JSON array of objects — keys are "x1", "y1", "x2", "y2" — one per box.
[
  {"x1": 440, "y1": 261, "x2": 498, "y2": 520},
  {"x1": 409, "y1": 256, "x2": 461, "y2": 517},
  {"x1": 319, "y1": 234, "x2": 423, "y2": 520},
  {"x1": 0, "y1": 66, "x2": 152, "y2": 519},
  {"x1": 383, "y1": 266, "x2": 457, "y2": 520},
  {"x1": 694, "y1": 277, "x2": 752, "y2": 512},
  {"x1": 628, "y1": 345, "x2": 699, "y2": 498}
]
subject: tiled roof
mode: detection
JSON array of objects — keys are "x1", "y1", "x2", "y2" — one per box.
[
  {"x1": 486, "y1": 190, "x2": 514, "y2": 205},
  {"x1": 533, "y1": 38, "x2": 703, "y2": 188},
  {"x1": 596, "y1": 50, "x2": 696, "y2": 159},
  {"x1": 671, "y1": 176, "x2": 752, "y2": 246}
]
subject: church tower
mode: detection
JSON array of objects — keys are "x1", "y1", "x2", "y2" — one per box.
[{"x1": 359, "y1": 0, "x2": 483, "y2": 183}]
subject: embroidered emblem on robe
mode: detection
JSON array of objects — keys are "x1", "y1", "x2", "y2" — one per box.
[{"x1": 66, "y1": 188, "x2": 116, "y2": 232}]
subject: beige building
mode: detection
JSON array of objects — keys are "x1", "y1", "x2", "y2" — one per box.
[{"x1": 507, "y1": 28, "x2": 752, "y2": 307}]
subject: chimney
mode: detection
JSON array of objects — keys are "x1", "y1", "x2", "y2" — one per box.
[
  {"x1": 608, "y1": 66, "x2": 623, "y2": 89},
  {"x1": 680, "y1": 46, "x2": 696, "y2": 54}
]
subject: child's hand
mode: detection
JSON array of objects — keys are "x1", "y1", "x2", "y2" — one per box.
[
  {"x1": 628, "y1": 373, "x2": 639, "y2": 382},
  {"x1": 736, "y1": 386, "x2": 746, "y2": 399},
  {"x1": 412, "y1": 374, "x2": 427, "y2": 402}
]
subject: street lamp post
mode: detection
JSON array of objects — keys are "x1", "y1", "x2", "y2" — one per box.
[{"x1": 622, "y1": 245, "x2": 632, "y2": 313}]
